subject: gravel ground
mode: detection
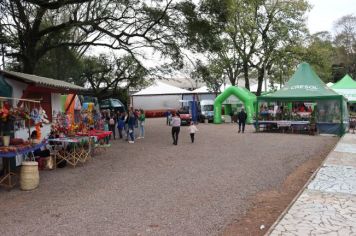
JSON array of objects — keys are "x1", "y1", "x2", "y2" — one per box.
[{"x1": 0, "y1": 118, "x2": 338, "y2": 236}]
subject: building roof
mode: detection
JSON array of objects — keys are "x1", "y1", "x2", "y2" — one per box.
[
  {"x1": 132, "y1": 81, "x2": 190, "y2": 96},
  {"x1": 158, "y1": 77, "x2": 204, "y2": 91},
  {"x1": 1, "y1": 70, "x2": 86, "y2": 91}
]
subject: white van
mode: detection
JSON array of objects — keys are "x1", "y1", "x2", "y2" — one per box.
[{"x1": 199, "y1": 100, "x2": 214, "y2": 122}]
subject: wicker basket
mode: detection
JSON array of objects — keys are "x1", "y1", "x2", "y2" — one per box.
[{"x1": 20, "y1": 161, "x2": 39, "y2": 191}]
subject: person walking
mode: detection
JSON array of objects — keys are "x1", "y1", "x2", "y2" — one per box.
[
  {"x1": 117, "y1": 112, "x2": 125, "y2": 139},
  {"x1": 188, "y1": 121, "x2": 198, "y2": 143},
  {"x1": 171, "y1": 112, "x2": 181, "y2": 145},
  {"x1": 109, "y1": 114, "x2": 116, "y2": 139},
  {"x1": 138, "y1": 109, "x2": 146, "y2": 139},
  {"x1": 237, "y1": 108, "x2": 247, "y2": 133},
  {"x1": 127, "y1": 111, "x2": 136, "y2": 143}
]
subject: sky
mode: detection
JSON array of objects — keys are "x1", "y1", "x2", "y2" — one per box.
[{"x1": 307, "y1": 0, "x2": 356, "y2": 34}]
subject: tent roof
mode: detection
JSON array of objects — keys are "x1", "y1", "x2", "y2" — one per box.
[
  {"x1": 192, "y1": 85, "x2": 210, "y2": 93},
  {"x1": 132, "y1": 81, "x2": 190, "y2": 96},
  {"x1": 326, "y1": 82, "x2": 334, "y2": 87},
  {"x1": 331, "y1": 75, "x2": 356, "y2": 103},
  {"x1": 331, "y1": 74, "x2": 356, "y2": 89},
  {"x1": 260, "y1": 62, "x2": 342, "y2": 101}
]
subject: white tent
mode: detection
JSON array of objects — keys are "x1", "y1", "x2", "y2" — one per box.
[
  {"x1": 192, "y1": 84, "x2": 233, "y2": 93},
  {"x1": 326, "y1": 82, "x2": 334, "y2": 87},
  {"x1": 132, "y1": 81, "x2": 191, "y2": 111},
  {"x1": 133, "y1": 81, "x2": 190, "y2": 96},
  {"x1": 192, "y1": 86, "x2": 210, "y2": 93}
]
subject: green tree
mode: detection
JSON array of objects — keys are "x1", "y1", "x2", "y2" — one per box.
[
  {"x1": 179, "y1": 0, "x2": 309, "y2": 95},
  {"x1": 332, "y1": 14, "x2": 356, "y2": 80},
  {"x1": 300, "y1": 32, "x2": 334, "y2": 82},
  {"x1": 81, "y1": 54, "x2": 149, "y2": 99},
  {"x1": 192, "y1": 59, "x2": 226, "y2": 95},
  {"x1": 0, "y1": 0, "x2": 181, "y2": 74}
]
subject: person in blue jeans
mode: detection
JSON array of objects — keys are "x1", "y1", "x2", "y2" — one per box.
[
  {"x1": 138, "y1": 109, "x2": 145, "y2": 139},
  {"x1": 127, "y1": 111, "x2": 136, "y2": 143},
  {"x1": 117, "y1": 112, "x2": 125, "y2": 139}
]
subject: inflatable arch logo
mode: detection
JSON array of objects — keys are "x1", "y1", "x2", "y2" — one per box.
[{"x1": 213, "y1": 86, "x2": 256, "y2": 124}]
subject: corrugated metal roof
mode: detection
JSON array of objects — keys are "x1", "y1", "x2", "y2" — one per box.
[{"x1": 1, "y1": 70, "x2": 86, "y2": 91}]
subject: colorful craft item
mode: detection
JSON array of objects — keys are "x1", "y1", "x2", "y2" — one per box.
[{"x1": 35, "y1": 123, "x2": 41, "y2": 139}]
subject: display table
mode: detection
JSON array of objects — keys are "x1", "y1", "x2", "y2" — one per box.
[
  {"x1": 254, "y1": 120, "x2": 310, "y2": 133},
  {"x1": 48, "y1": 137, "x2": 91, "y2": 167},
  {"x1": 76, "y1": 130, "x2": 112, "y2": 155},
  {"x1": 77, "y1": 130, "x2": 112, "y2": 140},
  {"x1": 0, "y1": 141, "x2": 47, "y2": 189}
]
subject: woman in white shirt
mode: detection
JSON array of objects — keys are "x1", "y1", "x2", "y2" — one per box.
[{"x1": 171, "y1": 112, "x2": 181, "y2": 145}]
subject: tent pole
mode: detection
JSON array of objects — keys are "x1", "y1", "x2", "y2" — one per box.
[{"x1": 340, "y1": 97, "x2": 344, "y2": 136}]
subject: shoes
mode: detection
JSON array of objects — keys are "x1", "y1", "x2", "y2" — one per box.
[
  {"x1": 238, "y1": 130, "x2": 241, "y2": 133},
  {"x1": 128, "y1": 141, "x2": 134, "y2": 144},
  {"x1": 137, "y1": 137, "x2": 141, "y2": 139}
]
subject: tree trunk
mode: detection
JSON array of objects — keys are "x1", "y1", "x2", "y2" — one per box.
[
  {"x1": 22, "y1": 45, "x2": 38, "y2": 74},
  {"x1": 256, "y1": 67, "x2": 265, "y2": 96},
  {"x1": 243, "y1": 63, "x2": 250, "y2": 90},
  {"x1": 23, "y1": 58, "x2": 36, "y2": 74}
]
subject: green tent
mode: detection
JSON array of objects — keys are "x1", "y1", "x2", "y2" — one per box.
[
  {"x1": 331, "y1": 74, "x2": 356, "y2": 103},
  {"x1": 257, "y1": 62, "x2": 348, "y2": 135},
  {"x1": 260, "y1": 62, "x2": 340, "y2": 101}
]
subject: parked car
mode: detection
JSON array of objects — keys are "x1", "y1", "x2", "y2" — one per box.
[
  {"x1": 178, "y1": 108, "x2": 192, "y2": 125},
  {"x1": 99, "y1": 98, "x2": 126, "y2": 113}
]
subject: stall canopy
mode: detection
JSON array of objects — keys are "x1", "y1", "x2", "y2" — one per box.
[
  {"x1": 260, "y1": 62, "x2": 341, "y2": 101},
  {"x1": 331, "y1": 74, "x2": 356, "y2": 103},
  {"x1": 258, "y1": 62, "x2": 348, "y2": 135}
]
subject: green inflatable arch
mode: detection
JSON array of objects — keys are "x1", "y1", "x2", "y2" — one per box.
[{"x1": 214, "y1": 86, "x2": 256, "y2": 124}]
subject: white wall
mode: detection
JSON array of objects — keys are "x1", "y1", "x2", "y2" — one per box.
[
  {"x1": 51, "y1": 93, "x2": 62, "y2": 114},
  {"x1": 132, "y1": 95, "x2": 183, "y2": 110},
  {"x1": 4, "y1": 78, "x2": 28, "y2": 107},
  {"x1": 14, "y1": 123, "x2": 52, "y2": 141}
]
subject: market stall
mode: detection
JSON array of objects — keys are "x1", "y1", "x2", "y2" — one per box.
[
  {"x1": 0, "y1": 96, "x2": 48, "y2": 189},
  {"x1": 255, "y1": 62, "x2": 349, "y2": 136}
]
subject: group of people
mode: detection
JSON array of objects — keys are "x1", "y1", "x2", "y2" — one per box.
[
  {"x1": 169, "y1": 107, "x2": 247, "y2": 145},
  {"x1": 170, "y1": 112, "x2": 199, "y2": 145},
  {"x1": 101, "y1": 108, "x2": 146, "y2": 144}
]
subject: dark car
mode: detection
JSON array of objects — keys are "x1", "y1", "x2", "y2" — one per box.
[{"x1": 99, "y1": 98, "x2": 126, "y2": 113}]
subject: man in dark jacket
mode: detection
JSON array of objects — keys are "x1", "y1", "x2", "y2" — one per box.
[{"x1": 237, "y1": 108, "x2": 247, "y2": 133}]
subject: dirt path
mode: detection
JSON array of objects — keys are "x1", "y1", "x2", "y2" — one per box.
[
  {"x1": 0, "y1": 118, "x2": 338, "y2": 236},
  {"x1": 222, "y1": 143, "x2": 334, "y2": 236}
]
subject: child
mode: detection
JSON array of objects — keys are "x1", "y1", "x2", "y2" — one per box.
[
  {"x1": 104, "y1": 119, "x2": 110, "y2": 144},
  {"x1": 188, "y1": 122, "x2": 198, "y2": 143}
]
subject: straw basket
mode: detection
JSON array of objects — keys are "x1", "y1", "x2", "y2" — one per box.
[{"x1": 20, "y1": 161, "x2": 39, "y2": 191}]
